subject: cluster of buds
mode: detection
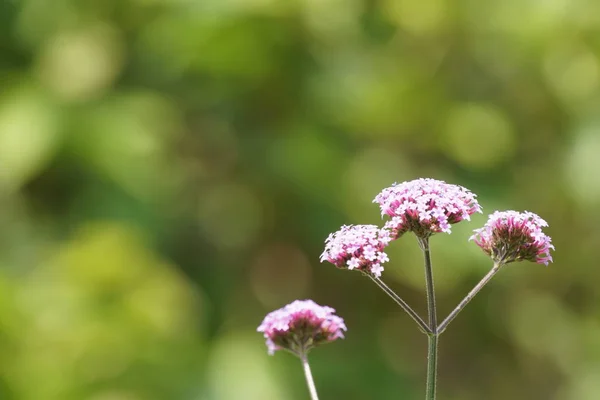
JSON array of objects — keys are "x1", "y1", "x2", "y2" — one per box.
[
  {"x1": 319, "y1": 224, "x2": 392, "y2": 277},
  {"x1": 470, "y1": 210, "x2": 554, "y2": 266},
  {"x1": 257, "y1": 300, "x2": 347, "y2": 356},
  {"x1": 373, "y1": 178, "x2": 482, "y2": 239}
]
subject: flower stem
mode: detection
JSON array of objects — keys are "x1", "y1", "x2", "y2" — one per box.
[
  {"x1": 426, "y1": 334, "x2": 438, "y2": 400},
  {"x1": 419, "y1": 237, "x2": 437, "y2": 332},
  {"x1": 438, "y1": 262, "x2": 502, "y2": 334},
  {"x1": 368, "y1": 274, "x2": 432, "y2": 335},
  {"x1": 301, "y1": 354, "x2": 319, "y2": 400},
  {"x1": 418, "y1": 236, "x2": 438, "y2": 400}
]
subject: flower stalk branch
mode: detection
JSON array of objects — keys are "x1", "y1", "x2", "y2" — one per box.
[
  {"x1": 367, "y1": 274, "x2": 432, "y2": 335},
  {"x1": 438, "y1": 262, "x2": 502, "y2": 334}
]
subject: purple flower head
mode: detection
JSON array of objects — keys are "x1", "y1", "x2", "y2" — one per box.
[
  {"x1": 373, "y1": 178, "x2": 482, "y2": 239},
  {"x1": 319, "y1": 224, "x2": 392, "y2": 278},
  {"x1": 470, "y1": 210, "x2": 554, "y2": 266},
  {"x1": 257, "y1": 300, "x2": 347, "y2": 356}
]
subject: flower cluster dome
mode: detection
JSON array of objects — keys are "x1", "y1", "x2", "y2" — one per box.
[
  {"x1": 373, "y1": 178, "x2": 482, "y2": 238},
  {"x1": 257, "y1": 300, "x2": 347, "y2": 355},
  {"x1": 470, "y1": 210, "x2": 554, "y2": 265},
  {"x1": 320, "y1": 224, "x2": 392, "y2": 277}
]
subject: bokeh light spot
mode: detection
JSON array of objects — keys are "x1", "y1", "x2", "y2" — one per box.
[
  {"x1": 342, "y1": 147, "x2": 413, "y2": 221},
  {"x1": 564, "y1": 124, "x2": 600, "y2": 206},
  {"x1": 382, "y1": 237, "x2": 424, "y2": 290},
  {"x1": 268, "y1": 128, "x2": 346, "y2": 203},
  {"x1": 301, "y1": 0, "x2": 361, "y2": 41},
  {"x1": 543, "y1": 43, "x2": 600, "y2": 106},
  {"x1": 250, "y1": 243, "x2": 312, "y2": 308},
  {"x1": 87, "y1": 392, "x2": 141, "y2": 400},
  {"x1": 37, "y1": 24, "x2": 124, "y2": 102},
  {"x1": 198, "y1": 183, "x2": 264, "y2": 250},
  {"x1": 383, "y1": 0, "x2": 447, "y2": 35},
  {"x1": 207, "y1": 331, "x2": 291, "y2": 400},
  {"x1": 507, "y1": 291, "x2": 578, "y2": 372},
  {"x1": 558, "y1": 367, "x2": 600, "y2": 400},
  {"x1": 12, "y1": 222, "x2": 204, "y2": 398},
  {"x1": 442, "y1": 103, "x2": 515, "y2": 169},
  {"x1": 71, "y1": 92, "x2": 183, "y2": 200},
  {"x1": 377, "y1": 313, "x2": 422, "y2": 376},
  {"x1": 0, "y1": 86, "x2": 60, "y2": 191}
]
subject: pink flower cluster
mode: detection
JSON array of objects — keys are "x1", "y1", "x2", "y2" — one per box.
[
  {"x1": 257, "y1": 300, "x2": 347, "y2": 355},
  {"x1": 470, "y1": 210, "x2": 554, "y2": 265},
  {"x1": 319, "y1": 224, "x2": 392, "y2": 277},
  {"x1": 373, "y1": 178, "x2": 482, "y2": 238}
]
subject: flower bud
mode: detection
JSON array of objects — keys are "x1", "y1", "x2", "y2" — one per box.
[{"x1": 470, "y1": 210, "x2": 554, "y2": 265}]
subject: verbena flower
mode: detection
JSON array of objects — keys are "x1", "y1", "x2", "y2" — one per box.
[
  {"x1": 373, "y1": 178, "x2": 482, "y2": 239},
  {"x1": 320, "y1": 224, "x2": 392, "y2": 277},
  {"x1": 257, "y1": 300, "x2": 347, "y2": 356},
  {"x1": 470, "y1": 210, "x2": 554, "y2": 265}
]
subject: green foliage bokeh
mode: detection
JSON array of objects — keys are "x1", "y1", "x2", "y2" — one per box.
[{"x1": 0, "y1": 0, "x2": 598, "y2": 399}]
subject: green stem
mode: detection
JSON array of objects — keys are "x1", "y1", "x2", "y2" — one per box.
[
  {"x1": 419, "y1": 236, "x2": 438, "y2": 400},
  {"x1": 420, "y1": 237, "x2": 437, "y2": 332},
  {"x1": 301, "y1": 354, "x2": 319, "y2": 400},
  {"x1": 368, "y1": 274, "x2": 432, "y2": 335},
  {"x1": 438, "y1": 262, "x2": 502, "y2": 334},
  {"x1": 426, "y1": 334, "x2": 438, "y2": 400}
]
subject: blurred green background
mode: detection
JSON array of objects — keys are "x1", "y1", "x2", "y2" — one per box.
[{"x1": 0, "y1": 0, "x2": 598, "y2": 399}]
